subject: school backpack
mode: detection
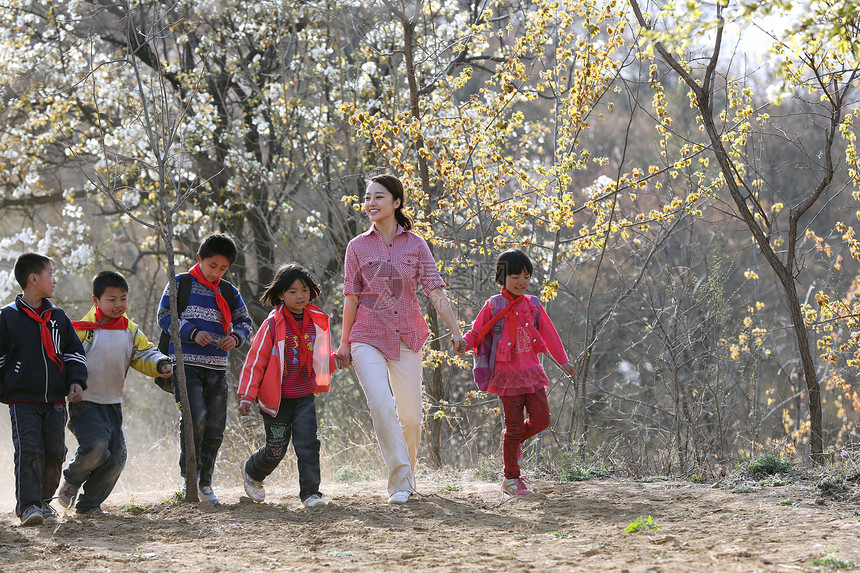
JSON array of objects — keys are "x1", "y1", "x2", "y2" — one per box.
[
  {"x1": 153, "y1": 273, "x2": 237, "y2": 393},
  {"x1": 472, "y1": 294, "x2": 540, "y2": 391}
]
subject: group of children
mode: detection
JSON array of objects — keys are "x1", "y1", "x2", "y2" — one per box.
[{"x1": 1, "y1": 232, "x2": 574, "y2": 526}]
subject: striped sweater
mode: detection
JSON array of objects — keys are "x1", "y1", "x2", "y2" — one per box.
[{"x1": 157, "y1": 274, "x2": 254, "y2": 370}]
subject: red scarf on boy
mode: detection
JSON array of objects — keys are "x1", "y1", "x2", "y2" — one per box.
[
  {"x1": 473, "y1": 288, "x2": 523, "y2": 349},
  {"x1": 72, "y1": 307, "x2": 129, "y2": 331},
  {"x1": 20, "y1": 304, "x2": 64, "y2": 371},
  {"x1": 189, "y1": 263, "x2": 232, "y2": 335},
  {"x1": 281, "y1": 305, "x2": 312, "y2": 375}
]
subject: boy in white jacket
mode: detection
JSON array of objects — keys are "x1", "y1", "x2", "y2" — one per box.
[{"x1": 57, "y1": 271, "x2": 172, "y2": 516}]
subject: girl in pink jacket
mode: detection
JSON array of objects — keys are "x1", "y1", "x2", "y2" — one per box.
[
  {"x1": 237, "y1": 263, "x2": 336, "y2": 508},
  {"x1": 460, "y1": 250, "x2": 576, "y2": 496}
]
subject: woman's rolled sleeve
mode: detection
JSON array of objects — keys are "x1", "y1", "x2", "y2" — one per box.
[
  {"x1": 343, "y1": 242, "x2": 364, "y2": 296},
  {"x1": 417, "y1": 239, "x2": 446, "y2": 296}
]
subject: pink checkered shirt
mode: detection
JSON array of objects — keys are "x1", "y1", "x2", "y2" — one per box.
[{"x1": 344, "y1": 224, "x2": 446, "y2": 360}]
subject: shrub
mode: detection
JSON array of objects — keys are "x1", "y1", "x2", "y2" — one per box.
[
  {"x1": 334, "y1": 465, "x2": 375, "y2": 483},
  {"x1": 624, "y1": 515, "x2": 660, "y2": 533},
  {"x1": 816, "y1": 476, "x2": 848, "y2": 497},
  {"x1": 551, "y1": 450, "x2": 611, "y2": 482},
  {"x1": 473, "y1": 454, "x2": 501, "y2": 482},
  {"x1": 745, "y1": 454, "x2": 792, "y2": 477},
  {"x1": 812, "y1": 554, "x2": 856, "y2": 568},
  {"x1": 731, "y1": 485, "x2": 759, "y2": 494}
]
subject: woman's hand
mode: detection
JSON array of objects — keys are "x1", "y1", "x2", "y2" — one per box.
[
  {"x1": 451, "y1": 335, "x2": 467, "y2": 354},
  {"x1": 335, "y1": 342, "x2": 352, "y2": 369}
]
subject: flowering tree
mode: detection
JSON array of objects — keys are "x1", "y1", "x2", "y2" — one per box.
[
  {"x1": 627, "y1": 0, "x2": 860, "y2": 462},
  {"x1": 0, "y1": 0, "x2": 364, "y2": 307}
]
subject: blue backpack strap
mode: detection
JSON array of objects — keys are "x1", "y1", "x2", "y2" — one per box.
[
  {"x1": 528, "y1": 295, "x2": 541, "y2": 328},
  {"x1": 488, "y1": 294, "x2": 506, "y2": 366}
]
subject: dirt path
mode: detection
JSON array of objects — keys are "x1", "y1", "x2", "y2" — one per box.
[{"x1": 1, "y1": 476, "x2": 858, "y2": 572}]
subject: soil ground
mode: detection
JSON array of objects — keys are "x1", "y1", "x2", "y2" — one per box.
[{"x1": 1, "y1": 475, "x2": 859, "y2": 572}]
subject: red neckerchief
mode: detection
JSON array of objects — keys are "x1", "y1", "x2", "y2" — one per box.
[
  {"x1": 20, "y1": 303, "x2": 63, "y2": 371},
  {"x1": 189, "y1": 263, "x2": 232, "y2": 334},
  {"x1": 281, "y1": 305, "x2": 312, "y2": 375},
  {"x1": 473, "y1": 287, "x2": 523, "y2": 350},
  {"x1": 72, "y1": 307, "x2": 129, "y2": 331}
]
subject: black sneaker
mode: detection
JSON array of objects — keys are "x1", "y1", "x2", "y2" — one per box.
[
  {"x1": 42, "y1": 503, "x2": 58, "y2": 522},
  {"x1": 20, "y1": 505, "x2": 43, "y2": 526}
]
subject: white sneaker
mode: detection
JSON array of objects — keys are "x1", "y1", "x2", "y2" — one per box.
[
  {"x1": 387, "y1": 491, "x2": 411, "y2": 505},
  {"x1": 241, "y1": 461, "x2": 265, "y2": 503},
  {"x1": 57, "y1": 480, "x2": 79, "y2": 509},
  {"x1": 198, "y1": 485, "x2": 219, "y2": 503},
  {"x1": 303, "y1": 494, "x2": 328, "y2": 508}
]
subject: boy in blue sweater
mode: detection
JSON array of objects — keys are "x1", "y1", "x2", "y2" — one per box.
[
  {"x1": 0, "y1": 253, "x2": 88, "y2": 525},
  {"x1": 158, "y1": 234, "x2": 253, "y2": 502}
]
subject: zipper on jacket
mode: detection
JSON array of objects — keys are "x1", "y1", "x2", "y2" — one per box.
[{"x1": 42, "y1": 307, "x2": 50, "y2": 402}]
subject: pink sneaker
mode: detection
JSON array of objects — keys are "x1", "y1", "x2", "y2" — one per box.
[{"x1": 501, "y1": 477, "x2": 533, "y2": 496}]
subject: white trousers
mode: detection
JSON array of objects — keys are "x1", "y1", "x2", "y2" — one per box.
[{"x1": 351, "y1": 342, "x2": 423, "y2": 495}]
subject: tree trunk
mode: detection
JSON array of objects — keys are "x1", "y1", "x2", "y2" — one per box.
[
  {"x1": 626, "y1": 0, "x2": 824, "y2": 463},
  {"x1": 163, "y1": 225, "x2": 199, "y2": 501},
  {"x1": 401, "y1": 11, "x2": 445, "y2": 467}
]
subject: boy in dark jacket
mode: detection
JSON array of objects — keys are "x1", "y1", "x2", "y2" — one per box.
[
  {"x1": 157, "y1": 234, "x2": 253, "y2": 503},
  {"x1": 0, "y1": 253, "x2": 88, "y2": 525}
]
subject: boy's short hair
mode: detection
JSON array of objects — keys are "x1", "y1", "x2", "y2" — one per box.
[
  {"x1": 260, "y1": 263, "x2": 321, "y2": 308},
  {"x1": 198, "y1": 233, "x2": 238, "y2": 264},
  {"x1": 494, "y1": 249, "x2": 534, "y2": 286},
  {"x1": 14, "y1": 252, "x2": 53, "y2": 289},
  {"x1": 92, "y1": 271, "x2": 129, "y2": 298}
]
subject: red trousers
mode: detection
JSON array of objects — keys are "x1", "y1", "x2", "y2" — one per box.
[{"x1": 500, "y1": 387, "x2": 550, "y2": 479}]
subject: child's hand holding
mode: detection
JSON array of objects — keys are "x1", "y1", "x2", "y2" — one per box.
[
  {"x1": 68, "y1": 383, "x2": 83, "y2": 403},
  {"x1": 335, "y1": 344, "x2": 352, "y2": 369},
  {"x1": 451, "y1": 336, "x2": 467, "y2": 355},
  {"x1": 218, "y1": 334, "x2": 238, "y2": 351},
  {"x1": 194, "y1": 331, "x2": 214, "y2": 347},
  {"x1": 160, "y1": 362, "x2": 174, "y2": 378},
  {"x1": 560, "y1": 361, "x2": 576, "y2": 379},
  {"x1": 238, "y1": 402, "x2": 251, "y2": 417}
]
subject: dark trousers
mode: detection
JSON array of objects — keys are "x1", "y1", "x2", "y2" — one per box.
[
  {"x1": 64, "y1": 402, "x2": 126, "y2": 512},
  {"x1": 176, "y1": 365, "x2": 227, "y2": 487},
  {"x1": 9, "y1": 402, "x2": 68, "y2": 517},
  {"x1": 245, "y1": 394, "x2": 321, "y2": 501},
  {"x1": 500, "y1": 388, "x2": 551, "y2": 479}
]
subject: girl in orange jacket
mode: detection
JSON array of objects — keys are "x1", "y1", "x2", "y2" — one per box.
[{"x1": 237, "y1": 263, "x2": 337, "y2": 508}]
